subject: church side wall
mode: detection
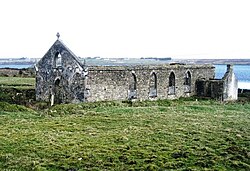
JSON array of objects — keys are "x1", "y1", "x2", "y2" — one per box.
[
  {"x1": 86, "y1": 65, "x2": 215, "y2": 102},
  {"x1": 86, "y1": 69, "x2": 128, "y2": 101}
]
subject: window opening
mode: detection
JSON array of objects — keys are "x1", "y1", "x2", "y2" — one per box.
[
  {"x1": 184, "y1": 71, "x2": 191, "y2": 93},
  {"x1": 54, "y1": 52, "x2": 62, "y2": 68},
  {"x1": 168, "y1": 72, "x2": 175, "y2": 95},
  {"x1": 128, "y1": 73, "x2": 137, "y2": 99},
  {"x1": 149, "y1": 72, "x2": 157, "y2": 97}
]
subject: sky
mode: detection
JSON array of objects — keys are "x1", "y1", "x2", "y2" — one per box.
[{"x1": 0, "y1": 0, "x2": 250, "y2": 59}]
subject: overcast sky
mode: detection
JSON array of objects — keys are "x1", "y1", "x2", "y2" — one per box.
[{"x1": 0, "y1": 0, "x2": 250, "y2": 59}]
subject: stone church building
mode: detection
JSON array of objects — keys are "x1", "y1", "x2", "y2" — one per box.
[{"x1": 35, "y1": 35, "x2": 238, "y2": 105}]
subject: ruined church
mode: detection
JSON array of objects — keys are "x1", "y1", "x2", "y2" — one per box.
[{"x1": 35, "y1": 34, "x2": 238, "y2": 105}]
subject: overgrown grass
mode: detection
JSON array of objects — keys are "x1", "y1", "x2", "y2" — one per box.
[
  {"x1": 0, "y1": 99, "x2": 249, "y2": 170},
  {"x1": 0, "y1": 76, "x2": 35, "y2": 89}
]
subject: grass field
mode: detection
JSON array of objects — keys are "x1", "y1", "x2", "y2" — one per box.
[
  {"x1": 0, "y1": 99, "x2": 249, "y2": 170},
  {"x1": 0, "y1": 76, "x2": 35, "y2": 89}
]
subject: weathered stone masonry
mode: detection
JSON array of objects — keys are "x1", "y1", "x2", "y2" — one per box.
[
  {"x1": 196, "y1": 64, "x2": 238, "y2": 101},
  {"x1": 35, "y1": 38, "x2": 88, "y2": 105},
  {"x1": 86, "y1": 65, "x2": 215, "y2": 102},
  {"x1": 35, "y1": 36, "x2": 238, "y2": 104}
]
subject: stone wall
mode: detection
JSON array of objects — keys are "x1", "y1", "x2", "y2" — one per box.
[
  {"x1": 86, "y1": 64, "x2": 215, "y2": 102},
  {"x1": 222, "y1": 65, "x2": 238, "y2": 101},
  {"x1": 0, "y1": 87, "x2": 35, "y2": 105},
  {"x1": 35, "y1": 37, "x2": 218, "y2": 104},
  {"x1": 196, "y1": 65, "x2": 238, "y2": 101},
  {"x1": 196, "y1": 79, "x2": 224, "y2": 100},
  {"x1": 35, "y1": 39, "x2": 87, "y2": 104}
]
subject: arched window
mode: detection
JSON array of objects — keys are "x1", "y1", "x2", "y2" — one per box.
[
  {"x1": 184, "y1": 71, "x2": 191, "y2": 93},
  {"x1": 54, "y1": 52, "x2": 62, "y2": 68},
  {"x1": 55, "y1": 78, "x2": 60, "y2": 86},
  {"x1": 128, "y1": 72, "x2": 137, "y2": 99},
  {"x1": 168, "y1": 72, "x2": 175, "y2": 95},
  {"x1": 149, "y1": 72, "x2": 157, "y2": 97},
  {"x1": 130, "y1": 73, "x2": 137, "y2": 91}
]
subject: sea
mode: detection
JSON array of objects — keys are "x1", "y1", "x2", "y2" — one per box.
[
  {"x1": 1, "y1": 63, "x2": 250, "y2": 89},
  {"x1": 215, "y1": 65, "x2": 250, "y2": 89},
  {"x1": 0, "y1": 64, "x2": 32, "y2": 69}
]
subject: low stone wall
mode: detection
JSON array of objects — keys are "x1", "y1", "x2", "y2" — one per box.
[{"x1": 0, "y1": 87, "x2": 35, "y2": 105}]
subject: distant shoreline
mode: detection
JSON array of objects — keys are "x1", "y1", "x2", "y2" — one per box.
[
  {"x1": 172, "y1": 58, "x2": 250, "y2": 65},
  {"x1": 1, "y1": 58, "x2": 250, "y2": 66}
]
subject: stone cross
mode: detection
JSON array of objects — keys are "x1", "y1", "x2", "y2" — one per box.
[{"x1": 56, "y1": 32, "x2": 60, "y2": 39}]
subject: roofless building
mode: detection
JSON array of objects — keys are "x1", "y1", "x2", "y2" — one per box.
[{"x1": 35, "y1": 34, "x2": 238, "y2": 105}]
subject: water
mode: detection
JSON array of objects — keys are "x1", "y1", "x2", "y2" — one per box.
[
  {"x1": 215, "y1": 64, "x2": 250, "y2": 89},
  {"x1": 1, "y1": 63, "x2": 250, "y2": 89},
  {"x1": 0, "y1": 64, "x2": 33, "y2": 69}
]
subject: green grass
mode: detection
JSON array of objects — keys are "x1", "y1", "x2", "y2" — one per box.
[
  {"x1": 0, "y1": 77, "x2": 35, "y2": 89},
  {"x1": 0, "y1": 100, "x2": 249, "y2": 170}
]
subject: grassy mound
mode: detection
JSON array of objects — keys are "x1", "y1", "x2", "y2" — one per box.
[{"x1": 0, "y1": 102, "x2": 35, "y2": 113}]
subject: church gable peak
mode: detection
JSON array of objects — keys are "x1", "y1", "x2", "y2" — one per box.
[{"x1": 37, "y1": 33, "x2": 84, "y2": 69}]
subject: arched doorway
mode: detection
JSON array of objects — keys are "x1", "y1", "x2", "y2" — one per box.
[{"x1": 54, "y1": 78, "x2": 63, "y2": 104}]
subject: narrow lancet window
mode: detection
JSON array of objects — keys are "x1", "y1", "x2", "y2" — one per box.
[
  {"x1": 149, "y1": 72, "x2": 157, "y2": 97},
  {"x1": 184, "y1": 71, "x2": 191, "y2": 93},
  {"x1": 54, "y1": 52, "x2": 62, "y2": 68},
  {"x1": 168, "y1": 72, "x2": 175, "y2": 95},
  {"x1": 128, "y1": 72, "x2": 137, "y2": 99}
]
